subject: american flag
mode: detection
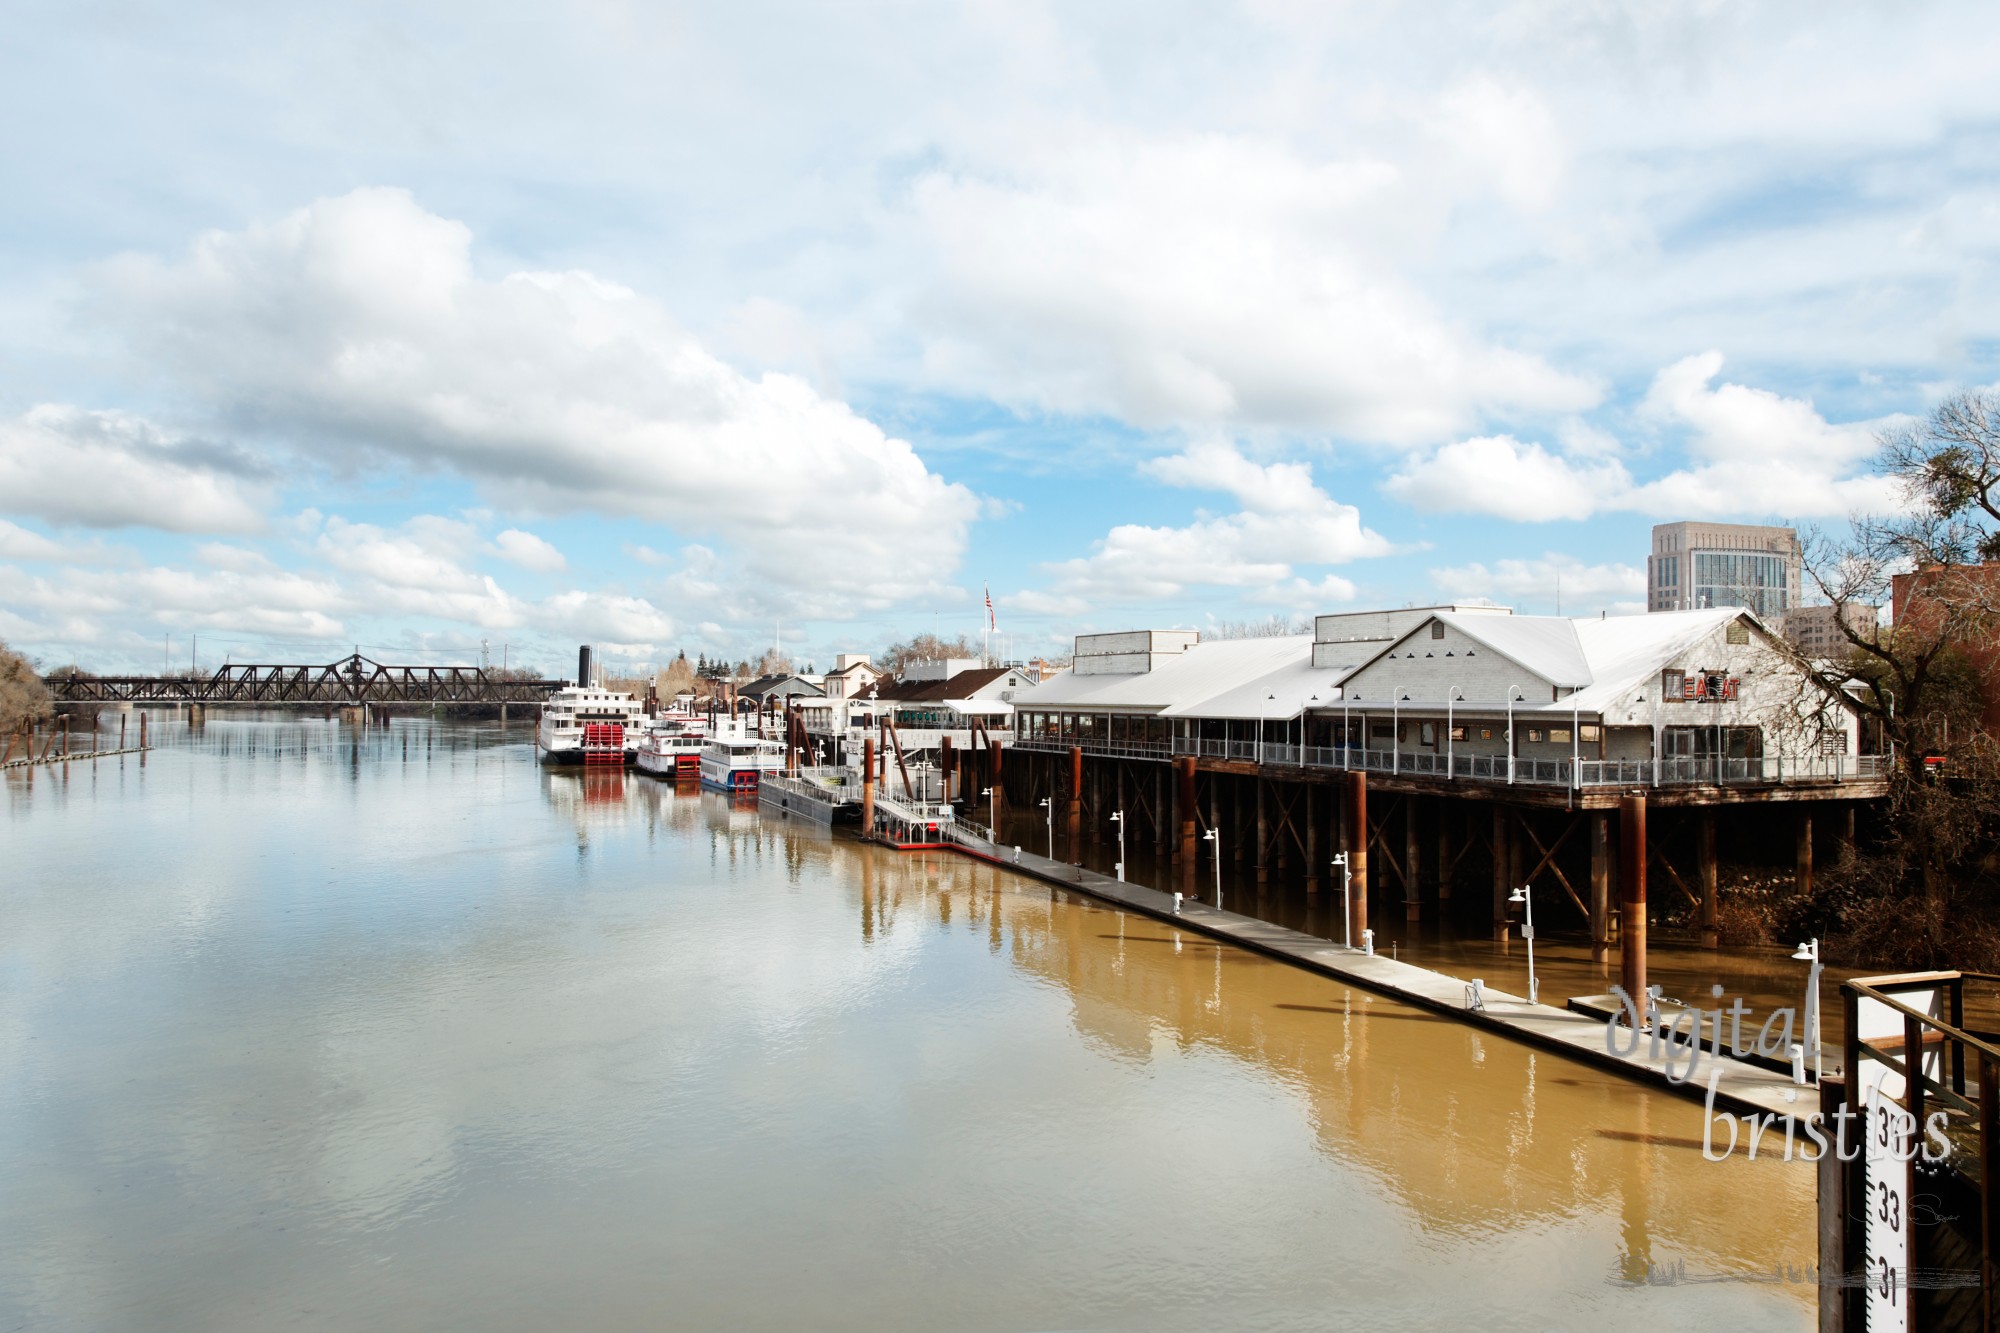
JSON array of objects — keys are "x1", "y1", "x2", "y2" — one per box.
[{"x1": 984, "y1": 583, "x2": 995, "y2": 631}]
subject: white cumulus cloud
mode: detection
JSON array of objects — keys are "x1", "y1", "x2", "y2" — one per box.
[
  {"x1": 0, "y1": 405, "x2": 270, "y2": 533},
  {"x1": 908, "y1": 134, "x2": 1599, "y2": 442},
  {"x1": 1384, "y1": 354, "x2": 1906, "y2": 521},
  {"x1": 1015, "y1": 440, "x2": 1389, "y2": 614},
  {"x1": 92, "y1": 188, "x2": 978, "y2": 610},
  {"x1": 490, "y1": 528, "x2": 566, "y2": 573},
  {"x1": 1431, "y1": 555, "x2": 1645, "y2": 611},
  {"x1": 1384, "y1": 435, "x2": 1629, "y2": 521}
]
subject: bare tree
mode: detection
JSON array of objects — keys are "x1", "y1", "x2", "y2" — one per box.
[
  {"x1": 1794, "y1": 393, "x2": 2000, "y2": 760},
  {"x1": 1779, "y1": 393, "x2": 2000, "y2": 966},
  {"x1": 880, "y1": 633, "x2": 984, "y2": 674},
  {"x1": 1205, "y1": 615, "x2": 1311, "y2": 639},
  {"x1": 0, "y1": 640, "x2": 53, "y2": 729},
  {"x1": 656, "y1": 651, "x2": 697, "y2": 698}
]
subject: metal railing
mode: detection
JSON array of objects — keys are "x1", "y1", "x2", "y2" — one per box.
[
  {"x1": 946, "y1": 815, "x2": 995, "y2": 846},
  {"x1": 759, "y1": 769, "x2": 856, "y2": 808},
  {"x1": 1832, "y1": 972, "x2": 1999, "y2": 1327},
  {"x1": 1009, "y1": 732, "x2": 1890, "y2": 789},
  {"x1": 874, "y1": 793, "x2": 955, "y2": 826}
]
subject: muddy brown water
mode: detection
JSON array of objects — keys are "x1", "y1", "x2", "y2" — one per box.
[{"x1": 1, "y1": 716, "x2": 1814, "y2": 1330}]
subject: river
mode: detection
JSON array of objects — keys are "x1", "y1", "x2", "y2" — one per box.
[{"x1": 0, "y1": 715, "x2": 1816, "y2": 1331}]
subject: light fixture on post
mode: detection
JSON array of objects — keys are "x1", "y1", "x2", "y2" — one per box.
[
  {"x1": 1038, "y1": 796, "x2": 1052, "y2": 859},
  {"x1": 1790, "y1": 938, "x2": 1824, "y2": 1083},
  {"x1": 1447, "y1": 686, "x2": 1463, "y2": 779},
  {"x1": 1331, "y1": 850, "x2": 1351, "y2": 950},
  {"x1": 1202, "y1": 827, "x2": 1222, "y2": 911},
  {"x1": 1392, "y1": 691, "x2": 1402, "y2": 774},
  {"x1": 1508, "y1": 883, "x2": 1538, "y2": 1005},
  {"x1": 1109, "y1": 809, "x2": 1126, "y2": 882},
  {"x1": 981, "y1": 785, "x2": 996, "y2": 837},
  {"x1": 1506, "y1": 686, "x2": 1526, "y2": 784}
]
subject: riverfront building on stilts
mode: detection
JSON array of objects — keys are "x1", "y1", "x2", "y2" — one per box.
[{"x1": 1004, "y1": 606, "x2": 1886, "y2": 964}]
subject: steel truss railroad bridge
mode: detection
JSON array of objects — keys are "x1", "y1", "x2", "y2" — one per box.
[{"x1": 45, "y1": 654, "x2": 567, "y2": 707}]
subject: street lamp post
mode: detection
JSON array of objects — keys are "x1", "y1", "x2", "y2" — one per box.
[
  {"x1": 1038, "y1": 797, "x2": 1052, "y2": 859},
  {"x1": 1791, "y1": 938, "x2": 1824, "y2": 1083},
  {"x1": 1202, "y1": 828, "x2": 1222, "y2": 911},
  {"x1": 1392, "y1": 691, "x2": 1401, "y2": 774},
  {"x1": 1110, "y1": 809, "x2": 1126, "y2": 881},
  {"x1": 981, "y1": 785, "x2": 996, "y2": 837},
  {"x1": 1331, "y1": 851, "x2": 1351, "y2": 950},
  {"x1": 1508, "y1": 883, "x2": 1538, "y2": 1005},
  {"x1": 1506, "y1": 686, "x2": 1526, "y2": 784},
  {"x1": 1447, "y1": 686, "x2": 1462, "y2": 780}
]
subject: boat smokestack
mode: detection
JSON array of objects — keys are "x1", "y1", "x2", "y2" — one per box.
[{"x1": 578, "y1": 644, "x2": 593, "y2": 687}]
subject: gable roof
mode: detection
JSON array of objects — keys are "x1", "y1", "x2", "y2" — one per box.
[
  {"x1": 740, "y1": 674, "x2": 825, "y2": 698},
  {"x1": 875, "y1": 667, "x2": 1010, "y2": 703},
  {"x1": 1343, "y1": 608, "x2": 1802, "y2": 713},
  {"x1": 825, "y1": 658, "x2": 884, "y2": 678}
]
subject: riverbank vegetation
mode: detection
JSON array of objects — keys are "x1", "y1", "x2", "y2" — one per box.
[
  {"x1": 1, "y1": 640, "x2": 53, "y2": 730},
  {"x1": 1775, "y1": 393, "x2": 2000, "y2": 971}
]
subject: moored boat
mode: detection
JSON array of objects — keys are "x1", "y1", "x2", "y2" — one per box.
[
  {"x1": 636, "y1": 715, "x2": 708, "y2": 780},
  {"x1": 536, "y1": 684, "x2": 649, "y2": 764},
  {"x1": 698, "y1": 720, "x2": 787, "y2": 793}
]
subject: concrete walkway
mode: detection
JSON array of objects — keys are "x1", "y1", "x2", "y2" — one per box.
[{"x1": 949, "y1": 833, "x2": 1815, "y2": 1120}]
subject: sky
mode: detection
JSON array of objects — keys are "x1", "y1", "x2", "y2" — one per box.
[{"x1": 2, "y1": 0, "x2": 1998, "y2": 679}]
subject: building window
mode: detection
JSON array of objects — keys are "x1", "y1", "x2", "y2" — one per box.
[
  {"x1": 1550, "y1": 728, "x2": 1571, "y2": 743},
  {"x1": 1449, "y1": 725, "x2": 1467, "y2": 742},
  {"x1": 1479, "y1": 727, "x2": 1493, "y2": 741},
  {"x1": 1526, "y1": 728, "x2": 1544, "y2": 743},
  {"x1": 1430, "y1": 622, "x2": 1445, "y2": 639},
  {"x1": 1580, "y1": 724, "x2": 1602, "y2": 742},
  {"x1": 1726, "y1": 621, "x2": 1749, "y2": 645},
  {"x1": 1662, "y1": 669, "x2": 1684, "y2": 699}
]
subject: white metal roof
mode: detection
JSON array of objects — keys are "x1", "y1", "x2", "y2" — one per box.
[
  {"x1": 1340, "y1": 608, "x2": 1769, "y2": 713},
  {"x1": 1161, "y1": 651, "x2": 1345, "y2": 720},
  {"x1": 1434, "y1": 613, "x2": 1590, "y2": 686},
  {"x1": 1009, "y1": 635, "x2": 1319, "y2": 717},
  {"x1": 1559, "y1": 608, "x2": 1755, "y2": 712}
]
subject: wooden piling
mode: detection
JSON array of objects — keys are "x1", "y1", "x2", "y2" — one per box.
[
  {"x1": 1345, "y1": 771, "x2": 1368, "y2": 945},
  {"x1": 990, "y1": 740, "x2": 1005, "y2": 832},
  {"x1": 1404, "y1": 795, "x2": 1422, "y2": 922},
  {"x1": 1168, "y1": 756, "x2": 1184, "y2": 872},
  {"x1": 1619, "y1": 794, "x2": 1647, "y2": 1005},
  {"x1": 1305, "y1": 784, "x2": 1320, "y2": 895},
  {"x1": 1255, "y1": 779, "x2": 1269, "y2": 884},
  {"x1": 1435, "y1": 810, "x2": 1452, "y2": 903},
  {"x1": 1067, "y1": 746, "x2": 1083, "y2": 858},
  {"x1": 1698, "y1": 810, "x2": 1718, "y2": 949},
  {"x1": 1590, "y1": 810, "x2": 1611, "y2": 963},
  {"x1": 1492, "y1": 807, "x2": 1511, "y2": 941},
  {"x1": 1795, "y1": 809, "x2": 1813, "y2": 899},
  {"x1": 941, "y1": 736, "x2": 954, "y2": 803},
  {"x1": 861, "y1": 738, "x2": 876, "y2": 839}
]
